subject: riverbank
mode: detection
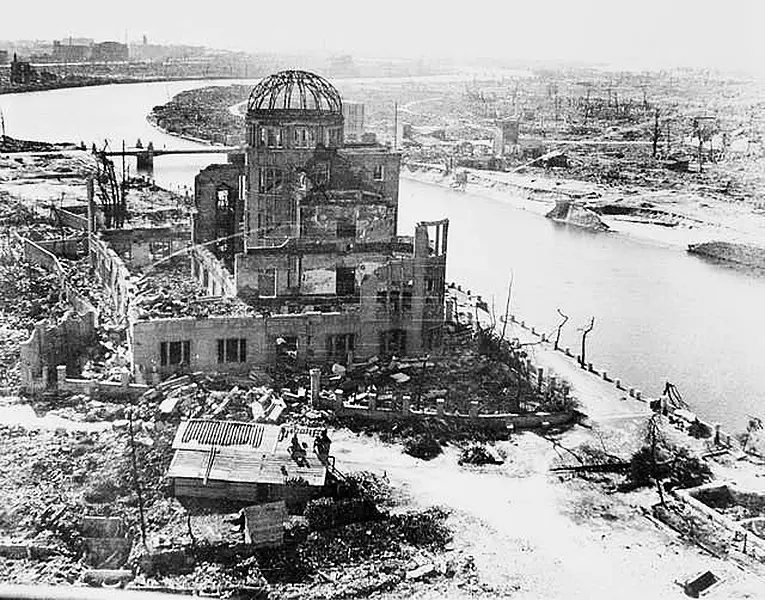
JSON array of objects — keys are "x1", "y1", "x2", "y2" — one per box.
[{"x1": 402, "y1": 162, "x2": 765, "y2": 264}]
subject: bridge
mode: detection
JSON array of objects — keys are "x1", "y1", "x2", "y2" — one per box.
[{"x1": 101, "y1": 145, "x2": 243, "y2": 170}]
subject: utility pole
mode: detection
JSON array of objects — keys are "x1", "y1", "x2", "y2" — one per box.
[
  {"x1": 128, "y1": 409, "x2": 148, "y2": 548},
  {"x1": 393, "y1": 102, "x2": 398, "y2": 150}
]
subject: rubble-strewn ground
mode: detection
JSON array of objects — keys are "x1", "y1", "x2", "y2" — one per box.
[{"x1": 133, "y1": 255, "x2": 255, "y2": 320}]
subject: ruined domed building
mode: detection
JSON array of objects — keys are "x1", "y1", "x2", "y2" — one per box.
[{"x1": 131, "y1": 70, "x2": 448, "y2": 376}]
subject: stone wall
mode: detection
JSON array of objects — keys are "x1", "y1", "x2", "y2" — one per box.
[
  {"x1": 89, "y1": 234, "x2": 133, "y2": 317},
  {"x1": 15, "y1": 234, "x2": 97, "y2": 390},
  {"x1": 191, "y1": 246, "x2": 237, "y2": 297},
  {"x1": 102, "y1": 226, "x2": 190, "y2": 271},
  {"x1": 130, "y1": 311, "x2": 358, "y2": 379},
  {"x1": 52, "y1": 206, "x2": 88, "y2": 231}
]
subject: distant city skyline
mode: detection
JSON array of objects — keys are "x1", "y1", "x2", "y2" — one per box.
[{"x1": 1, "y1": 0, "x2": 761, "y2": 73}]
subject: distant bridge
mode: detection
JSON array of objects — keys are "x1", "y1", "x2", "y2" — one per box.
[{"x1": 101, "y1": 145, "x2": 243, "y2": 170}]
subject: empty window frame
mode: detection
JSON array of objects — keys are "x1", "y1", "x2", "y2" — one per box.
[
  {"x1": 160, "y1": 340, "x2": 190, "y2": 367},
  {"x1": 312, "y1": 163, "x2": 330, "y2": 187},
  {"x1": 379, "y1": 329, "x2": 407, "y2": 356},
  {"x1": 293, "y1": 126, "x2": 315, "y2": 148},
  {"x1": 335, "y1": 267, "x2": 356, "y2": 297},
  {"x1": 259, "y1": 268, "x2": 277, "y2": 297},
  {"x1": 389, "y1": 290, "x2": 401, "y2": 312},
  {"x1": 216, "y1": 188, "x2": 232, "y2": 213},
  {"x1": 217, "y1": 338, "x2": 247, "y2": 363},
  {"x1": 258, "y1": 167, "x2": 283, "y2": 195},
  {"x1": 372, "y1": 164, "x2": 384, "y2": 181},
  {"x1": 336, "y1": 217, "x2": 357, "y2": 239},
  {"x1": 260, "y1": 126, "x2": 282, "y2": 148},
  {"x1": 402, "y1": 290, "x2": 413, "y2": 311},
  {"x1": 326, "y1": 333, "x2": 355, "y2": 361}
]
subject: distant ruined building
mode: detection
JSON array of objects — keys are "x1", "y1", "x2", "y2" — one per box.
[{"x1": 127, "y1": 70, "x2": 449, "y2": 379}]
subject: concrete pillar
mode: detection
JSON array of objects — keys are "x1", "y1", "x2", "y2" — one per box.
[
  {"x1": 565, "y1": 347, "x2": 572, "y2": 357},
  {"x1": 436, "y1": 398, "x2": 445, "y2": 417},
  {"x1": 615, "y1": 379, "x2": 622, "y2": 390},
  {"x1": 602, "y1": 371, "x2": 608, "y2": 380},
  {"x1": 402, "y1": 395, "x2": 411, "y2": 416},
  {"x1": 531, "y1": 326, "x2": 536, "y2": 335},
  {"x1": 635, "y1": 390, "x2": 642, "y2": 401},
  {"x1": 548, "y1": 376, "x2": 556, "y2": 395},
  {"x1": 469, "y1": 401, "x2": 479, "y2": 419},
  {"x1": 309, "y1": 368, "x2": 321, "y2": 407},
  {"x1": 120, "y1": 370, "x2": 130, "y2": 388},
  {"x1": 41, "y1": 364, "x2": 49, "y2": 389},
  {"x1": 56, "y1": 365, "x2": 67, "y2": 390},
  {"x1": 537, "y1": 367, "x2": 544, "y2": 391},
  {"x1": 368, "y1": 393, "x2": 377, "y2": 412},
  {"x1": 334, "y1": 389, "x2": 344, "y2": 410},
  {"x1": 629, "y1": 387, "x2": 635, "y2": 398},
  {"x1": 587, "y1": 362, "x2": 594, "y2": 372},
  {"x1": 151, "y1": 368, "x2": 160, "y2": 386},
  {"x1": 541, "y1": 333, "x2": 547, "y2": 342}
]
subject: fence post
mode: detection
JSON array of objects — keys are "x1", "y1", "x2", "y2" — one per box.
[
  {"x1": 402, "y1": 395, "x2": 411, "y2": 416},
  {"x1": 309, "y1": 368, "x2": 321, "y2": 407},
  {"x1": 56, "y1": 365, "x2": 67, "y2": 391},
  {"x1": 436, "y1": 398, "x2": 445, "y2": 417},
  {"x1": 469, "y1": 401, "x2": 479, "y2": 419}
]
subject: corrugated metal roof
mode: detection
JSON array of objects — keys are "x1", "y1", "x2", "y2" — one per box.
[
  {"x1": 168, "y1": 419, "x2": 329, "y2": 489},
  {"x1": 167, "y1": 447, "x2": 327, "y2": 487},
  {"x1": 172, "y1": 419, "x2": 322, "y2": 452}
]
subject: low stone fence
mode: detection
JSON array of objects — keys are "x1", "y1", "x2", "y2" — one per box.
[
  {"x1": 54, "y1": 365, "x2": 150, "y2": 401},
  {"x1": 506, "y1": 311, "x2": 742, "y2": 450},
  {"x1": 317, "y1": 390, "x2": 574, "y2": 431}
]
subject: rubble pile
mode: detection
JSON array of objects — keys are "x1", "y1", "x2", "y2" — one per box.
[
  {"x1": 134, "y1": 256, "x2": 255, "y2": 320},
  {"x1": 0, "y1": 248, "x2": 68, "y2": 331},
  {"x1": 0, "y1": 192, "x2": 37, "y2": 226}
]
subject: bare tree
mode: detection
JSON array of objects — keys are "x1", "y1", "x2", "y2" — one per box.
[
  {"x1": 579, "y1": 317, "x2": 595, "y2": 369},
  {"x1": 554, "y1": 308, "x2": 569, "y2": 351},
  {"x1": 645, "y1": 413, "x2": 667, "y2": 506}
]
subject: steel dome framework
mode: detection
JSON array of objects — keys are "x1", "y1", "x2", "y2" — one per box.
[{"x1": 247, "y1": 70, "x2": 343, "y2": 113}]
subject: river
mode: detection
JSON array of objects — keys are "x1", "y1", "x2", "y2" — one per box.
[{"x1": 1, "y1": 78, "x2": 763, "y2": 432}]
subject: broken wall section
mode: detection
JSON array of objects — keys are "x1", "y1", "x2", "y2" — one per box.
[
  {"x1": 102, "y1": 226, "x2": 190, "y2": 271},
  {"x1": 191, "y1": 246, "x2": 237, "y2": 297},
  {"x1": 15, "y1": 234, "x2": 97, "y2": 391},
  {"x1": 89, "y1": 234, "x2": 133, "y2": 318}
]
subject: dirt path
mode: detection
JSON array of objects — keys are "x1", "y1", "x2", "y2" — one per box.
[{"x1": 332, "y1": 429, "x2": 765, "y2": 599}]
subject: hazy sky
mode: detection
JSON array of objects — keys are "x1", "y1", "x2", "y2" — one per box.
[{"x1": 2, "y1": 0, "x2": 761, "y2": 71}]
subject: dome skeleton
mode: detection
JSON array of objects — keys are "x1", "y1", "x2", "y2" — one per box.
[{"x1": 247, "y1": 70, "x2": 343, "y2": 113}]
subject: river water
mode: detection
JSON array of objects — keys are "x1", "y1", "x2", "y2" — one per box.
[{"x1": 1, "y1": 79, "x2": 763, "y2": 432}]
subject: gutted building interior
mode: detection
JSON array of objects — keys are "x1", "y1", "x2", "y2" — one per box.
[{"x1": 132, "y1": 69, "x2": 448, "y2": 377}]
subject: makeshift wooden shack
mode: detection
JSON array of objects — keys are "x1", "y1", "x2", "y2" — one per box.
[{"x1": 166, "y1": 419, "x2": 330, "y2": 505}]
